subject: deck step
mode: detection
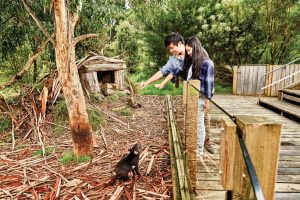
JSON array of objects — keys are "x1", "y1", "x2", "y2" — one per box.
[
  {"x1": 259, "y1": 98, "x2": 300, "y2": 120},
  {"x1": 282, "y1": 89, "x2": 300, "y2": 105},
  {"x1": 282, "y1": 89, "x2": 300, "y2": 97}
]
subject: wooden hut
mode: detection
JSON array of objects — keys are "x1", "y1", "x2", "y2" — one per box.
[{"x1": 77, "y1": 54, "x2": 126, "y2": 94}]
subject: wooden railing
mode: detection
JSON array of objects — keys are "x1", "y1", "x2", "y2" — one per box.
[
  {"x1": 166, "y1": 95, "x2": 194, "y2": 199},
  {"x1": 182, "y1": 80, "x2": 282, "y2": 200}
]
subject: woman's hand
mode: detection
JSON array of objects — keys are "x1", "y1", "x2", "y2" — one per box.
[
  {"x1": 154, "y1": 83, "x2": 164, "y2": 89},
  {"x1": 203, "y1": 100, "x2": 210, "y2": 113}
]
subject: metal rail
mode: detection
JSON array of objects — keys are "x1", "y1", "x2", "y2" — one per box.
[
  {"x1": 187, "y1": 81, "x2": 265, "y2": 200},
  {"x1": 258, "y1": 57, "x2": 300, "y2": 101}
]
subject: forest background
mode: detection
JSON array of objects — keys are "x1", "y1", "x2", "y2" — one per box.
[{"x1": 0, "y1": 0, "x2": 299, "y2": 97}]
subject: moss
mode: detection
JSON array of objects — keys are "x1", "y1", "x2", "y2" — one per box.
[
  {"x1": 59, "y1": 151, "x2": 91, "y2": 165},
  {"x1": 119, "y1": 107, "x2": 132, "y2": 116}
]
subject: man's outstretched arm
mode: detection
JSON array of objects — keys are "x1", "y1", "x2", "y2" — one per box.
[{"x1": 140, "y1": 71, "x2": 164, "y2": 88}]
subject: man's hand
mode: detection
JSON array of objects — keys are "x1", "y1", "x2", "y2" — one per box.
[
  {"x1": 139, "y1": 81, "x2": 148, "y2": 89},
  {"x1": 154, "y1": 83, "x2": 164, "y2": 89}
]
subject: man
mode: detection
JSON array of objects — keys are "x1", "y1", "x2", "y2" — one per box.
[{"x1": 139, "y1": 32, "x2": 185, "y2": 89}]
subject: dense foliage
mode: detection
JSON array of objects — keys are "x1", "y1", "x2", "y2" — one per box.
[{"x1": 1, "y1": 0, "x2": 299, "y2": 92}]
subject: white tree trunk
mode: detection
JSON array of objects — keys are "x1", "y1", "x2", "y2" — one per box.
[{"x1": 54, "y1": 0, "x2": 93, "y2": 156}]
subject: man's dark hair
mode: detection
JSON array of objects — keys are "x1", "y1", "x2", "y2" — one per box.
[{"x1": 164, "y1": 32, "x2": 184, "y2": 47}]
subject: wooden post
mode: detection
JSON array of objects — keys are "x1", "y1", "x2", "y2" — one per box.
[
  {"x1": 183, "y1": 80, "x2": 200, "y2": 185},
  {"x1": 114, "y1": 69, "x2": 125, "y2": 90},
  {"x1": 265, "y1": 65, "x2": 273, "y2": 97},
  {"x1": 80, "y1": 72, "x2": 101, "y2": 94},
  {"x1": 232, "y1": 66, "x2": 238, "y2": 95},
  {"x1": 235, "y1": 115, "x2": 282, "y2": 200},
  {"x1": 219, "y1": 116, "x2": 243, "y2": 192}
]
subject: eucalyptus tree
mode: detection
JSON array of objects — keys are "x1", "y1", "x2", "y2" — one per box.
[{"x1": 22, "y1": 0, "x2": 101, "y2": 156}]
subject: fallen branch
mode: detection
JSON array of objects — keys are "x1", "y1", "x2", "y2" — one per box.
[
  {"x1": 0, "y1": 36, "x2": 52, "y2": 91},
  {"x1": 100, "y1": 125, "x2": 107, "y2": 149},
  {"x1": 15, "y1": 176, "x2": 50, "y2": 198},
  {"x1": 109, "y1": 186, "x2": 124, "y2": 200},
  {"x1": 73, "y1": 34, "x2": 98, "y2": 45},
  {"x1": 11, "y1": 119, "x2": 15, "y2": 151},
  {"x1": 146, "y1": 155, "x2": 155, "y2": 175},
  {"x1": 43, "y1": 166, "x2": 69, "y2": 183},
  {"x1": 136, "y1": 188, "x2": 170, "y2": 198},
  {"x1": 22, "y1": 0, "x2": 55, "y2": 45},
  {"x1": 43, "y1": 121, "x2": 71, "y2": 131}
]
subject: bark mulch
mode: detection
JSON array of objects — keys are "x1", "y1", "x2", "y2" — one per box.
[{"x1": 0, "y1": 95, "x2": 173, "y2": 199}]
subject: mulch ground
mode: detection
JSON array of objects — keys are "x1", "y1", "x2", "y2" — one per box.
[{"x1": 0, "y1": 95, "x2": 174, "y2": 199}]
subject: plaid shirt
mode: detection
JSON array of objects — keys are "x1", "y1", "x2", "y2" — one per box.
[{"x1": 186, "y1": 59, "x2": 214, "y2": 99}]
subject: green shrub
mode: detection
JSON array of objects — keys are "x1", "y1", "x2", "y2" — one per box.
[
  {"x1": 53, "y1": 100, "x2": 69, "y2": 135},
  {"x1": 0, "y1": 116, "x2": 11, "y2": 133},
  {"x1": 87, "y1": 108, "x2": 103, "y2": 130},
  {"x1": 214, "y1": 81, "x2": 232, "y2": 94},
  {"x1": 90, "y1": 94, "x2": 102, "y2": 103}
]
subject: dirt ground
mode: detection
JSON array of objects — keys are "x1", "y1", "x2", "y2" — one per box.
[{"x1": 0, "y1": 95, "x2": 175, "y2": 199}]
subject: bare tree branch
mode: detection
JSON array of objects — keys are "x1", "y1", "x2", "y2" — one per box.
[
  {"x1": 22, "y1": 0, "x2": 55, "y2": 46},
  {"x1": 0, "y1": 36, "x2": 53, "y2": 91},
  {"x1": 73, "y1": 34, "x2": 98, "y2": 45}
]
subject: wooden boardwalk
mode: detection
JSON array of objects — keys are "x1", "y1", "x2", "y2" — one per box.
[{"x1": 192, "y1": 95, "x2": 300, "y2": 200}]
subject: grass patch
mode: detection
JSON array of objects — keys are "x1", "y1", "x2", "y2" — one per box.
[
  {"x1": 59, "y1": 151, "x2": 91, "y2": 165},
  {"x1": 115, "y1": 91, "x2": 127, "y2": 97},
  {"x1": 106, "y1": 94, "x2": 119, "y2": 102},
  {"x1": 87, "y1": 108, "x2": 103, "y2": 130},
  {"x1": 33, "y1": 147, "x2": 55, "y2": 156},
  {"x1": 119, "y1": 107, "x2": 132, "y2": 116},
  {"x1": 139, "y1": 81, "x2": 183, "y2": 96},
  {"x1": 0, "y1": 115, "x2": 11, "y2": 133},
  {"x1": 90, "y1": 94, "x2": 102, "y2": 104},
  {"x1": 53, "y1": 100, "x2": 69, "y2": 135},
  {"x1": 214, "y1": 81, "x2": 232, "y2": 94},
  {"x1": 130, "y1": 71, "x2": 183, "y2": 96}
]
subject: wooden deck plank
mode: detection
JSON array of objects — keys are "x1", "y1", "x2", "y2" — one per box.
[
  {"x1": 259, "y1": 98, "x2": 300, "y2": 118},
  {"x1": 283, "y1": 89, "x2": 300, "y2": 96},
  {"x1": 175, "y1": 95, "x2": 300, "y2": 199},
  {"x1": 210, "y1": 95, "x2": 300, "y2": 197}
]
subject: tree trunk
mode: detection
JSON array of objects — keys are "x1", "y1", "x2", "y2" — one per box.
[{"x1": 54, "y1": 0, "x2": 93, "y2": 156}]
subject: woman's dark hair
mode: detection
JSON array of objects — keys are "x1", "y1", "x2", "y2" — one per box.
[
  {"x1": 164, "y1": 32, "x2": 184, "y2": 47},
  {"x1": 183, "y1": 36, "x2": 208, "y2": 79}
]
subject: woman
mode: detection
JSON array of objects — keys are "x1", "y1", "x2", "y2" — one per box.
[{"x1": 183, "y1": 36, "x2": 214, "y2": 156}]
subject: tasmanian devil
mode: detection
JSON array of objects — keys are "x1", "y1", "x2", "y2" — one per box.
[
  {"x1": 113, "y1": 141, "x2": 141, "y2": 180},
  {"x1": 103, "y1": 142, "x2": 141, "y2": 188}
]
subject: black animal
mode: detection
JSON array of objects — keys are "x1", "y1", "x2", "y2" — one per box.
[
  {"x1": 113, "y1": 142, "x2": 141, "y2": 180},
  {"x1": 103, "y1": 142, "x2": 141, "y2": 188}
]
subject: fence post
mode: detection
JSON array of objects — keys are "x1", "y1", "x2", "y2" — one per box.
[
  {"x1": 235, "y1": 115, "x2": 282, "y2": 200},
  {"x1": 232, "y1": 66, "x2": 238, "y2": 95},
  {"x1": 219, "y1": 116, "x2": 243, "y2": 192},
  {"x1": 183, "y1": 80, "x2": 200, "y2": 185}
]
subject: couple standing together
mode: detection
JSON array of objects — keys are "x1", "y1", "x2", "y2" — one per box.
[{"x1": 140, "y1": 32, "x2": 214, "y2": 156}]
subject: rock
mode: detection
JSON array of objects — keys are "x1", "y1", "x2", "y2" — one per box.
[
  {"x1": 124, "y1": 89, "x2": 131, "y2": 95},
  {"x1": 101, "y1": 83, "x2": 115, "y2": 96}
]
